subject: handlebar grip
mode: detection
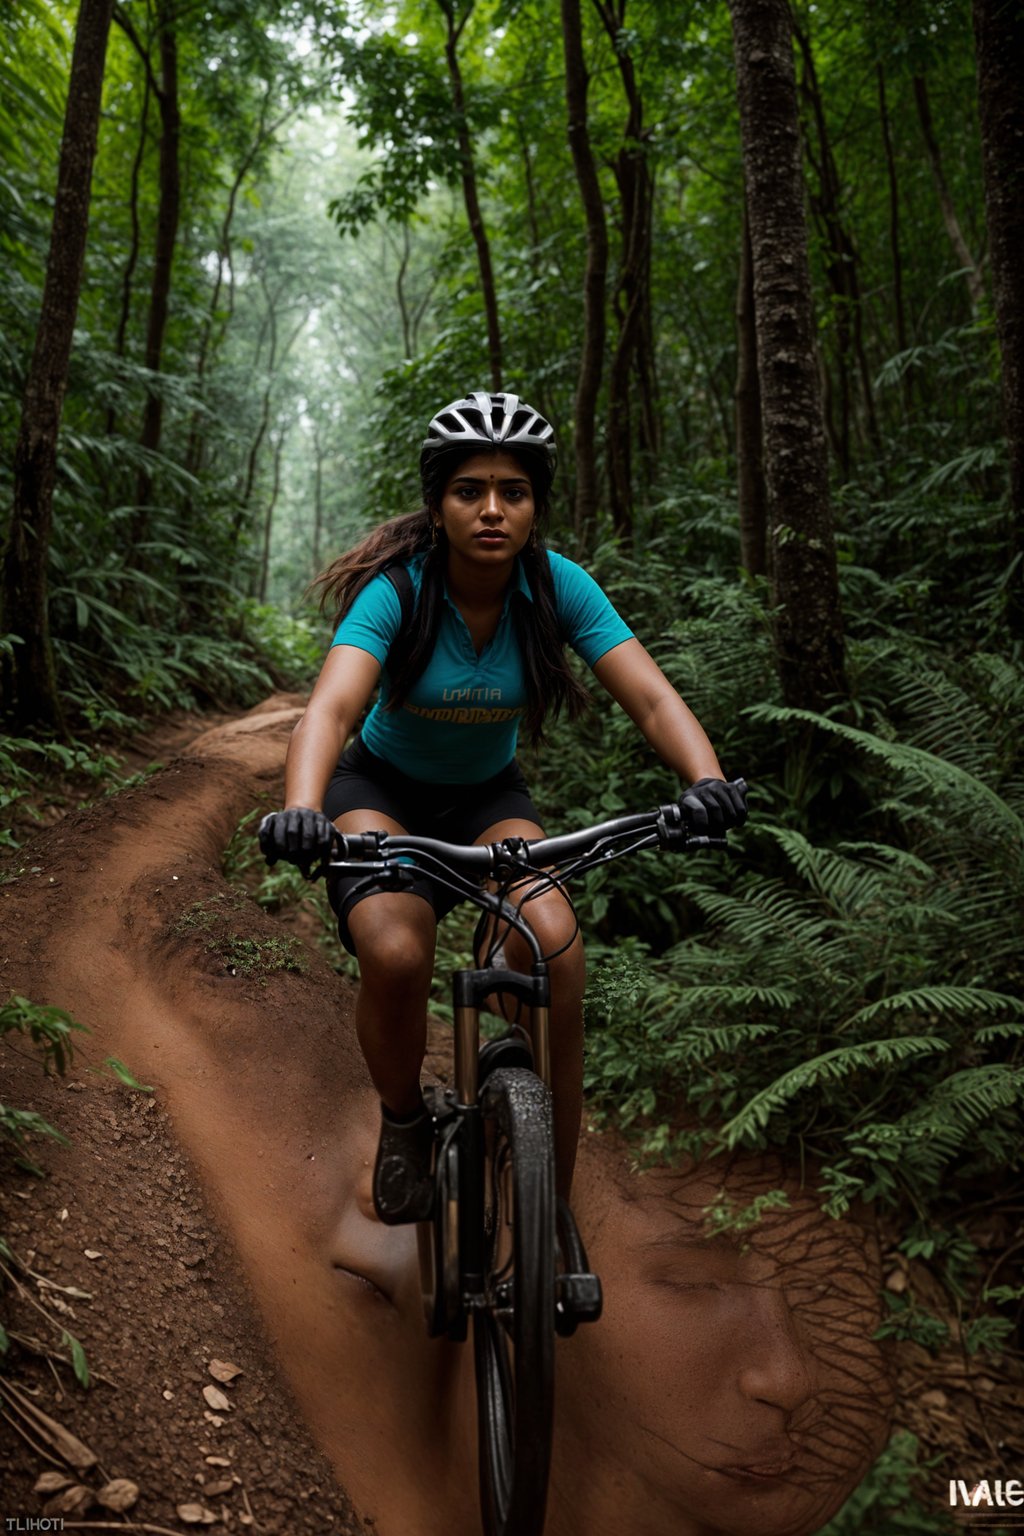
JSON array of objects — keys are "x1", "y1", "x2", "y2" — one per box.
[{"x1": 335, "y1": 831, "x2": 382, "y2": 861}]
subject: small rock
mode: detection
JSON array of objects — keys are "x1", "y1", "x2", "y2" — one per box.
[
  {"x1": 177, "y1": 1503, "x2": 218, "y2": 1526},
  {"x1": 208, "y1": 1359, "x2": 243, "y2": 1384}
]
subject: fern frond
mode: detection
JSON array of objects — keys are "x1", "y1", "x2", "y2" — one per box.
[
  {"x1": 720, "y1": 1036, "x2": 951, "y2": 1146},
  {"x1": 844, "y1": 987, "x2": 1024, "y2": 1031},
  {"x1": 745, "y1": 704, "x2": 1024, "y2": 847}
]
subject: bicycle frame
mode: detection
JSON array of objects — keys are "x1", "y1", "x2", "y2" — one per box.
[{"x1": 322, "y1": 795, "x2": 741, "y2": 1536}]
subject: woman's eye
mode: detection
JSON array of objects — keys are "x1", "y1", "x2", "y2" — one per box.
[{"x1": 654, "y1": 1277, "x2": 722, "y2": 1294}]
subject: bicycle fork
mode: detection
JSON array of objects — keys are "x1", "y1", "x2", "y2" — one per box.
[{"x1": 452, "y1": 963, "x2": 551, "y2": 1301}]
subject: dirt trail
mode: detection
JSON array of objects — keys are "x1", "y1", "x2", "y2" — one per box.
[{"x1": 1, "y1": 698, "x2": 438, "y2": 1533}]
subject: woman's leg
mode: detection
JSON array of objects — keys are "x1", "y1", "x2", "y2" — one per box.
[
  {"x1": 334, "y1": 811, "x2": 437, "y2": 1117},
  {"x1": 475, "y1": 818, "x2": 586, "y2": 1201}
]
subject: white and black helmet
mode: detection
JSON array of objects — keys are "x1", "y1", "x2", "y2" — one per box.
[{"x1": 420, "y1": 391, "x2": 557, "y2": 498}]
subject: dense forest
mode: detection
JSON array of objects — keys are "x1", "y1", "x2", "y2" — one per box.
[{"x1": 2, "y1": 0, "x2": 1022, "y2": 1529}]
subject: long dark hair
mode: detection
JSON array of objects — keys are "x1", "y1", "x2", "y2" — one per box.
[{"x1": 310, "y1": 449, "x2": 590, "y2": 742}]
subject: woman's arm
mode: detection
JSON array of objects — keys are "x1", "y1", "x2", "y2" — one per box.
[
  {"x1": 591, "y1": 638, "x2": 724, "y2": 785},
  {"x1": 283, "y1": 644, "x2": 382, "y2": 810}
]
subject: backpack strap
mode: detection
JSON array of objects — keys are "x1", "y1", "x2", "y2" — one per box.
[{"x1": 380, "y1": 559, "x2": 415, "y2": 669}]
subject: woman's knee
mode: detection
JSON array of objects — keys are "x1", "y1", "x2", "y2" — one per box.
[{"x1": 350, "y1": 900, "x2": 436, "y2": 992}]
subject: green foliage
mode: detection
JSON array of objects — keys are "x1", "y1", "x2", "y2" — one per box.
[
  {"x1": 0, "y1": 994, "x2": 85, "y2": 1079},
  {"x1": 822, "y1": 1432, "x2": 957, "y2": 1534}
]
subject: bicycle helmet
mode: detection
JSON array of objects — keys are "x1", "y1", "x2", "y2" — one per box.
[{"x1": 420, "y1": 391, "x2": 557, "y2": 502}]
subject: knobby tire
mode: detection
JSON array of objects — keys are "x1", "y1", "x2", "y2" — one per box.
[{"x1": 474, "y1": 1066, "x2": 555, "y2": 1536}]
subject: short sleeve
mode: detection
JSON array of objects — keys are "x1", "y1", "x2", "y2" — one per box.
[
  {"x1": 549, "y1": 552, "x2": 634, "y2": 668},
  {"x1": 331, "y1": 572, "x2": 403, "y2": 666}
]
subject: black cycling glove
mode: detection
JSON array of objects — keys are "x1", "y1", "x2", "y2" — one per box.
[
  {"x1": 258, "y1": 807, "x2": 338, "y2": 874},
  {"x1": 679, "y1": 778, "x2": 748, "y2": 838}
]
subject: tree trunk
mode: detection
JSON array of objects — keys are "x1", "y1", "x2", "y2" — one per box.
[
  {"x1": 439, "y1": 1, "x2": 502, "y2": 391},
  {"x1": 727, "y1": 0, "x2": 847, "y2": 710},
  {"x1": 593, "y1": 0, "x2": 656, "y2": 544},
  {"x1": 735, "y1": 201, "x2": 768, "y2": 578},
  {"x1": 971, "y1": 0, "x2": 1024, "y2": 637},
  {"x1": 106, "y1": 60, "x2": 151, "y2": 439},
  {"x1": 913, "y1": 73, "x2": 986, "y2": 318},
  {"x1": 312, "y1": 423, "x2": 324, "y2": 575},
  {"x1": 1, "y1": 0, "x2": 114, "y2": 732},
  {"x1": 134, "y1": 0, "x2": 180, "y2": 528},
  {"x1": 184, "y1": 94, "x2": 291, "y2": 482},
  {"x1": 793, "y1": 16, "x2": 881, "y2": 466},
  {"x1": 876, "y1": 62, "x2": 911, "y2": 414},
  {"x1": 561, "y1": 0, "x2": 608, "y2": 541},
  {"x1": 257, "y1": 426, "x2": 287, "y2": 603}
]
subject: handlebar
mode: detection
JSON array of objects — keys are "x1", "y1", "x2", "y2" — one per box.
[{"x1": 324, "y1": 779, "x2": 746, "y2": 885}]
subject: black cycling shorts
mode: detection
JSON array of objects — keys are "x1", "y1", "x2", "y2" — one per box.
[{"x1": 322, "y1": 735, "x2": 541, "y2": 954}]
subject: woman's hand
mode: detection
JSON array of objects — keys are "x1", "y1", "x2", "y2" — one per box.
[
  {"x1": 258, "y1": 807, "x2": 339, "y2": 874},
  {"x1": 679, "y1": 778, "x2": 748, "y2": 837}
]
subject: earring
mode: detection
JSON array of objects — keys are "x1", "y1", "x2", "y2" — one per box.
[{"x1": 431, "y1": 521, "x2": 439, "y2": 546}]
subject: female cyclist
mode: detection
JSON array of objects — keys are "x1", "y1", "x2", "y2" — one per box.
[{"x1": 258, "y1": 391, "x2": 747, "y2": 1225}]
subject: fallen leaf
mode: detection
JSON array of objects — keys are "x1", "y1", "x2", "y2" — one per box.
[
  {"x1": 0, "y1": 1378, "x2": 98, "y2": 1469},
  {"x1": 177, "y1": 1502, "x2": 218, "y2": 1525},
  {"x1": 33, "y1": 1471, "x2": 74, "y2": 1494},
  {"x1": 205, "y1": 1456, "x2": 232, "y2": 1466},
  {"x1": 208, "y1": 1359, "x2": 243, "y2": 1385},
  {"x1": 919, "y1": 1389, "x2": 949, "y2": 1409},
  {"x1": 203, "y1": 1411, "x2": 225, "y2": 1426},
  {"x1": 83, "y1": 1250, "x2": 102, "y2": 1261},
  {"x1": 162, "y1": 1389, "x2": 175, "y2": 1401},
  {"x1": 97, "y1": 1477, "x2": 140, "y2": 1512},
  {"x1": 204, "y1": 1479, "x2": 235, "y2": 1497},
  {"x1": 59, "y1": 1208, "x2": 69, "y2": 1221},
  {"x1": 202, "y1": 1385, "x2": 231, "y2": 1413},
  {"x1": 44, "y1": 1483, "x2": 95, "y2": 1516}
]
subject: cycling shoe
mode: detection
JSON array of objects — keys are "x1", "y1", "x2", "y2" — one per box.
[{"x1": 373, "y1": 1102, "x2": 436, "y2": 1226}]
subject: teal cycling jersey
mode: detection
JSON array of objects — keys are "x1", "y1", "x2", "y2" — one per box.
[{"x1": 331, "y1": 549, "x2": 633, "y2": 784}]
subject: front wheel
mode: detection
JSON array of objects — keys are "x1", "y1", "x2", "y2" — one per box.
[{"x1": 474, "y1": 1067, "x2": 555, "y2": 1536}]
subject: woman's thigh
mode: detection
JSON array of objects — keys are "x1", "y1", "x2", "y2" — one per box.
[{"x1": 330, "y1": 809, "x2": 440, "y2": 961}]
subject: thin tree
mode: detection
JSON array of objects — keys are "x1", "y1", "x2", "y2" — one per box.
[
  {"x1": 735, "y1": 200, "x2": 767, "y2": 578},
  {"x1": 727, "y1": 0, "x2": 847, "y2": 710},
  {"x1": 437, "y1": 0, "x2": 502, "y2": 390},
  {"x1": 1, "y1": 0, "x2": 115, "y2": 732},
  {"x1": 913, "y1": 73, "x2": 986, "y2": 318},
  {"x1": 115, "y1": 0, "x2": 181, "y2": 532},
  {"x1": 561, "y1": 0, "x2": 608, "y2": 540},
  {"x1": 592, "y1": 0, "x2": 657, "y2": 544},
  {"x1": 972, "y1": 0, "x2": 1024, "y2": 637}
]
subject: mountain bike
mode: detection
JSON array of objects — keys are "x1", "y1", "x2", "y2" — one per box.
[{"x1": 324, "y1": 789, "x2": 740, "y2": 1536}]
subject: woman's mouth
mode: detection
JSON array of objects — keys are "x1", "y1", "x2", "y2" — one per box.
[
  {"x1": 474, "y1": 530, "x2": 508, "y2": 543},
  {"x1": 716, "y1": 1459, "x2": 796, "y2": 1482}
]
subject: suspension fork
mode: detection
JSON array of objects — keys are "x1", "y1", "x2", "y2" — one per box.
[{"x1": 451, "y1": 963, "x2": 551, "y2": 1297}]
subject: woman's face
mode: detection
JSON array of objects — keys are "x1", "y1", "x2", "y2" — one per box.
[
  {"x1": 436, "y1": 449, "x2": 536, "y2": 569},
  {"x1": 550, "y1": 1149, "x2": 893, "y2": 1536}
]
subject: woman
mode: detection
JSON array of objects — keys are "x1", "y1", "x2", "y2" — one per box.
[{"x1": 259, "y1": 390, "x2": 747, "y2": 1224}]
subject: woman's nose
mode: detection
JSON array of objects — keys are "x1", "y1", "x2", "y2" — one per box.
[
  {"x1": 482, "y1": 484, "x2": 502, "y2": 517},
  {"x1": 736, "y1": 1289, "x2": 817, "y2": 1414}
]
